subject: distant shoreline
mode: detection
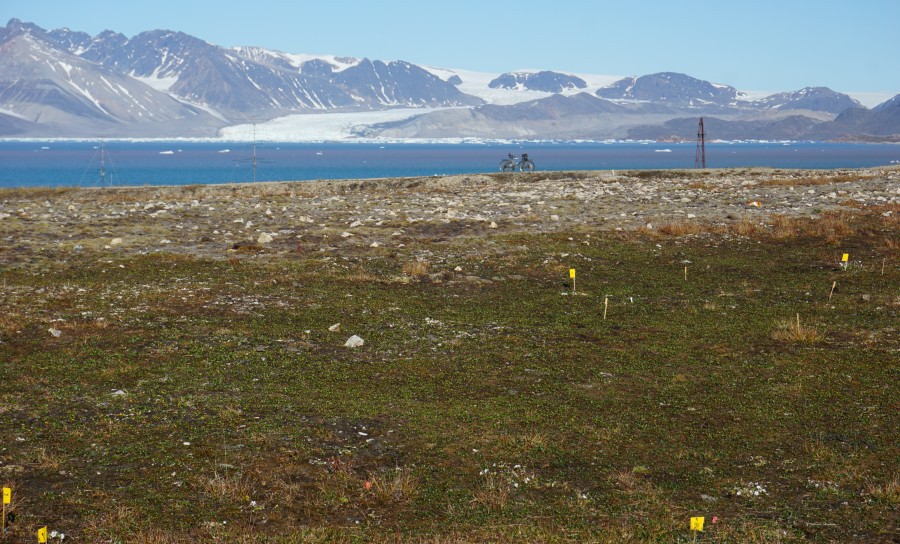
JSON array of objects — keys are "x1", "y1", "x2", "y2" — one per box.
[{"x1": 2, "y1": 141, "x2": 899, "y2": 189}]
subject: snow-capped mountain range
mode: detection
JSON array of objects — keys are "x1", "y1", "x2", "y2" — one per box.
[{"x1": 1, "y1": 18, "x2": 898, "y2": 141}]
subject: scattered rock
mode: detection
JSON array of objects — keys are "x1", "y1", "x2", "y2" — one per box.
[
  {"x1": 344, "y1": 335, "x2": 364, "y2": 348},
  {"x1": 257, "y1": 232, "x2": 274, "y2": 244},
  {"x1": 48, "y1": 327, "x2": 62, "y2": 337},
  {"x1": 329, "y1": 323, "x2": 341, "y2": 332}
]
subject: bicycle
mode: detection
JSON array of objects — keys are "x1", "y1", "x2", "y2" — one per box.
[{"x1": 499, "y1": 153, "x2": 535, "y2": 172}]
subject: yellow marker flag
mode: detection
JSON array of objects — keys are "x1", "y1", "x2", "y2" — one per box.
[
  {"x1": 569, "y1": 269, "x2": 576, "y2": 279},
  {"x1": 690, "y1": 516, "x2": 705, "y2": 531},
  {"x1": 2, "y1": 486, "x2": 10, "y2": 504},
  {"x1": 841, "y1": 253, "x2": 849, "y2": 262},
  {"x1": 38, "y1": 526, "x2": 48, "y2": 543}
]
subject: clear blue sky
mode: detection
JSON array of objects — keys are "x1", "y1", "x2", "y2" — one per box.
[{"x1": 3, "y1": 0, "x2": 898, "y2": 95}]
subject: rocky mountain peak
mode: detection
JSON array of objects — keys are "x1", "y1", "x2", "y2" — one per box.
[{"x1": 488, "y1": 71, "x2": 588, "y2": 93}]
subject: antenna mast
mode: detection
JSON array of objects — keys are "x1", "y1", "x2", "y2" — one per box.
[
  {"x1": 100, "y1": 141, "x2": 106, "y2": 187},
  {"x1": 252, "y1": 124, "x2": 257, "y2": 183},
  {"x1": 694, "y1": 118, "x2": 706, "y2": 169}
]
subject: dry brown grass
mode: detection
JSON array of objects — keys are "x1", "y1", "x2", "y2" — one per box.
[
  {"x1": 496, "y1": 430, "x2": 549, "y2": 453},
  {"x1": 0, "y1": 186, "x2": 76, "y2": 199},
  {"x1": 200, "y1": 467, "x2": 253, "y2": 502},
  {"x1": 656, "y1": 220, "x2": 708, "y2": 236},
  {"x1": 514, "y1": 430, "x2": 548, "y2": 450},
  {"x1": 772, "y1": 314, "x2": 823, "y2": 343},
  {"x1": 765, "y1": 212, "x2": 855, "y2": 242},
  {"x1": 0, "y1": 311, "x2": 24, "y2": 336},
  {"x1": 368, "y1": 468, "x2": 418, "y2": 505},
  {"x1": 730, "y1": 217, "x2": 761, "y2": 237},
  {"x1": 769, "y1": 214, "x2": 797, "y2": 239},
  {"x1": 402, "y1": 260, "x2": 430, "y2": 277},
  {"x1": 686, "y1": 181, "x2": 718, "y2": 190},
  {"x1": 342, "y1": 271, "x2": 381, "y2": 283},
  {"x1": 89, "y1": 188, "x2": 145, "y2": 205},
  {"x1": 804, "y1": 211, "x2": 855, "y2": 240},
  {"x1": 866, "y1": 474, "x2": 900, "y2": 505},
  {"x1": 614, "y1": 468, "x2": 642, "y2": 491},
  {"x1": 471, "y1": 472, "x2": 511, "y2": 510},
  {"x1": 35, "y1": 447, "x2": 63, "y2": 471},
  {"x1": 81, "y1": 505, "x2": 143, "y2": 542},
  {"x1": 761, "y1": 173, "x2": 878, "y2": 187}
]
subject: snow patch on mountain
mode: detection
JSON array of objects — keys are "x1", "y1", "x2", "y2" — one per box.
[
  {"x1": 0, "y1": 108, "x2": 29, "y2": 120},
  {"x1": 423, "y1": 66, "x2": 622, "y2": 106},
  {"x1": 133, "y1": 72, "x2": 179, "y2": 92},
  {"x1": 233, "y1": 46, "x2": 361, "y2": 73}
]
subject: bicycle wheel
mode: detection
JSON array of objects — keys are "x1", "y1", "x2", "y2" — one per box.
[
  {"x1": 499, "y1": 159, "x2": 514, "y2": 172},
  {"x1": 520, "y1": 160, "x2": 535, "y2": 172}
]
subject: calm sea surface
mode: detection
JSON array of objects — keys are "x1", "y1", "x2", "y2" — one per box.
[{"x1": 1, "y1": 141, "x2": 898, "y2": 188}]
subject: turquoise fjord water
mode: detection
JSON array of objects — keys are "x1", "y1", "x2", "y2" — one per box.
[{"x1": 1, "y1": 141, "x2": 898, "y2": 188}]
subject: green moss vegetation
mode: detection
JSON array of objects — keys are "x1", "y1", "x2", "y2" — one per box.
[{"x1": 0, "y1": 189, "x2": 896, "y2": 543}]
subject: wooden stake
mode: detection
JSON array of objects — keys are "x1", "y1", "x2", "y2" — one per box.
[
  {"x1": 603, "y1": 297, "x2": 608, "y2": 320},
  {"x1": 796, "y1": 313, "x2": 801, "y2": 333},
  {"x1": 684, "y1": 265, "x2": 688, "y2": 281},
  {"x1": 829, "y1": 281, "x2": 836, "y2": 301}
]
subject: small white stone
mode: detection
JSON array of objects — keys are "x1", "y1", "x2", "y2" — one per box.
[{"x1": 344, "y1": 335, "x2": 364, "y2": 348}]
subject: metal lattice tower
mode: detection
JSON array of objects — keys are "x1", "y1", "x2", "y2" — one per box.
[
  {"x1": 694, "y1": 117, "x2": 706, "y2": 169},
  {"x1": 99, "y1": 141, "x2": 106, "y2": 187}
]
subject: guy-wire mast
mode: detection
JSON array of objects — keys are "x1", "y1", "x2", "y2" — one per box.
[{"x1": 694, "y1": 118, "x2": 706, "y2": 169}]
